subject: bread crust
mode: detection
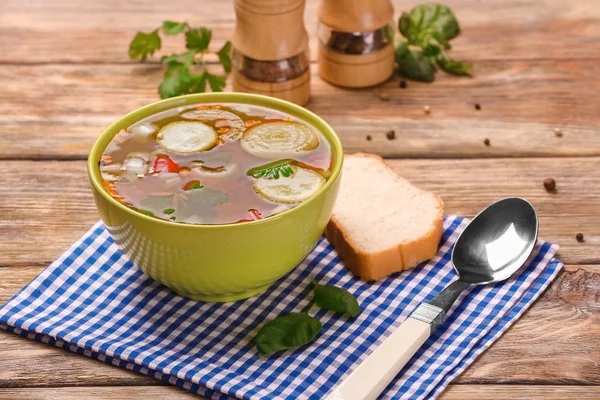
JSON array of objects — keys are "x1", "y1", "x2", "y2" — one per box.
[{"x1": 325, "y1": 153, "x2": 445, "y2": 281}]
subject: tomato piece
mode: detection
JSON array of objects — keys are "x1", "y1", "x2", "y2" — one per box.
[
  {"x1": 153, "y1": 155, "x2": 181, "y2": 173},
  {"x1": 249, "y1": 209, "x2": 262, "y2": 220}
]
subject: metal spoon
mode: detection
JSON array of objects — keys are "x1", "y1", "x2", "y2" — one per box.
[{"x1": 326, "y1": 197, "x2": 539, "y2": 400}]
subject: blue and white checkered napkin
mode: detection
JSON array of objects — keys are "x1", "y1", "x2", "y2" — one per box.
[{"x1": 0, "y1": 216, "x2": 562, "y2": 399}]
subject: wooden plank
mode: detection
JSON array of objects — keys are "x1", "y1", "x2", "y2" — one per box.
[
  {"x1": 1, "y1": 61, "x2": 600, "y2": 159},
  {"x1": 0, "y1": 265, "x2": 598, "y2": 387},
  {"x1": 2, "y1": 158, "x2": 600, "y2": 266},
  {"x1": 1, "y1": 385, "x2": 598, "y2": 400},
  {"x1": 1, "y1": 0, "x2": 600, "y2": 63}
]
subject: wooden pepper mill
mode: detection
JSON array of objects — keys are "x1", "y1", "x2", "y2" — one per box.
[
  {"x1": 231, "y1": 0, "x2": 311, "y2": 105},
  {"x1": 317, "y1": 0, "x2": 395, "y2": 88}
]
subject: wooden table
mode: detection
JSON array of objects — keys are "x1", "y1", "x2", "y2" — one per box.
[{"x1": 1, "y1": 0, "x2": 599, "y2": 398}]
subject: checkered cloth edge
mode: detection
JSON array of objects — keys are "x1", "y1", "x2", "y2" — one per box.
[{"x1": 0, "y1": 216, "x2": 562, "y2": 399}]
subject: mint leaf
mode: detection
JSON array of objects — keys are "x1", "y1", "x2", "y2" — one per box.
[
  {"x1": 312, "y1": 281, "x2": 361, "y2": 317},
  {"x1": 158, "y1": 61, "x2": 192, "y2": 99},
  {"x1": 216, "y1": 41, "x2": 232, "y2": 73},
  {"x1": 437, "y1": 54, "x2": 472, "y2": 76},
  {"x1": 162, "y1": 21, "x2": 188, "y2": 35},
  {"x1": 129, "y1": 30, "x2": 161, "y2": 61},
  {"x1": 186, "y1": 28, "x2": 212, "y2": 52},
  {"x1": 247, "y1": 160, "x2": 294, "y2": 179},
  {"x1": 253, "y1": 312, "x2": 322, "y2": 357},
  {"x1": 206, "y1": 73, "x2": 226, "y2": 92},
  {"x1": 395, "y1": 41, "x2": 436, "y2": 82}
]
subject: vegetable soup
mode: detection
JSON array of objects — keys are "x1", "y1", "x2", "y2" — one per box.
[{"x1": 100, "y1": 103, "x2": 332, "y2": 225}]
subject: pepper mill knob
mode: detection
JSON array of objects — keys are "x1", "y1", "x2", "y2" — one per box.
[
  {"x1": 318, "y1": 0, "x2": 395, "y2": 88},
  {"x1": 231, "y1": 0, "x2": 311, "y2": 105}
]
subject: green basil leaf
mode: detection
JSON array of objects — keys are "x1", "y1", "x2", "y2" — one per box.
[
  {"x1": 158, "y1": 61, "x2": 192, "y2": 99},
  {"x1": 253, "y1": 312, "x2": 322, "y2": 357},
  {"x1": 186, "y1": 28, "x2": 212, "y2": 52},
  {"x1": 437, "y1": 54, "x2": 472, "y2": 76},
  {"x1": 162, "y1": 21, "x2": 189, "y2": 35},
  {"x1": 206, "y1": 73, "x2": 227, "y2": 92},
  {"x1": 312, "y1": 282, "x2": 361, "y2": 317},
  {"x1": 163, "y1": 208, "x2": 175, "y2": 215},
  {"x1": 406, "y1": 4, "x2": 460, "y2": 42},
  {"x1": 398, "y1": 12, "x2": 420, "y2": 44},
  {"x1": 395, "y1": 42, "x2": 436, "y2": 82},
  {"x1": 216, "y1": 41, "x2": 233, "y2": 73},
  {"x1": 247, "y1": 160, "x2": 294, "y2": 180},
  {"x1": 128, "y1": 30, "x2": 161, "y2": 61}
]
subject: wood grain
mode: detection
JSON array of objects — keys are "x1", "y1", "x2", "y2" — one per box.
[
  {"x1": 1, "y1": 0, "x2": 600, "y2": 63},
  {"x1": 1, "y1": 60, "x2": 599, "y2": 159},
  {"x1": 1, "y1": 385, "x2": 599, "y2": 400},
  {"x1": 2, "y1": 158, "x2": 600, "y2": 266},
  {"x1": 0, "y1": 265, "x2": 597, "y2": 387}
]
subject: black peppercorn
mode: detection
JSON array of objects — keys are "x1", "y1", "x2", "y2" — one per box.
[
  {"x1": 484, "y1": 138, "x2": 490, "y2": 146},
  {"x1": 475, "y1": 103, "x2": 481, "y2": 110},
  {"x1": 366, "y1": 135, "x2": 372, "y2": 141},
  {"x1": 543, "y1": 178, "x2": 556, "y2": 192},
  {"x1": 576, "y1": 233, "x2": 584, "y2": 242},
  {"x1": 386, "y1": 130, "x2": 396, "y2": 140},
  {"x1": 399, "y1": 80, "x2": 407, "y2": 89}
]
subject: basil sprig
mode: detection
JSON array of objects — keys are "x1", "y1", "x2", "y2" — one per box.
[
  {"x1": 396, "y1": 4, "x2": 472, "y2": 82},
  {"x1": 252, "y1": 281, "x2": 361, "y2": 357}
]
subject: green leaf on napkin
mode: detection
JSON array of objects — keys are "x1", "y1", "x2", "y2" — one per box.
[
  {"x1": 254, "y1": 312, "x2": 322, "y2": 357},
  {"x1": 312, "y1": 281, "x2": 361, "y2": 317}
]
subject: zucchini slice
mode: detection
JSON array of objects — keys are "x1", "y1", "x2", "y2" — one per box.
[
  {"x1": 241, "y1": 121, "x2": 319, "y2": 158},
  {"x1": 181, "y1": 109, "x2": 245, "y2": 141},
  {"x1": 253, "y1": 166, "x2": 325, "y2": 204},
  {"x1": 157, "y1": 122, "x2": 218, "y2": 154}
]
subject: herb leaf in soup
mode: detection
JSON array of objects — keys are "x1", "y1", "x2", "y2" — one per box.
[
  {"x1": 312, "y1": 281, "x2": 361, "y2": 318},
  {"x1": 254, "y1": 166, "x2": 326, "y2": 204},
  {"x1": 247, "y1": 159, "x2": 294, "y2": 179},
  {"x1": 253, "y1": 312, "x2": 322, "y2": 357}
]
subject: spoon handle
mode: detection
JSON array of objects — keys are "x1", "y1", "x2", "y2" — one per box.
[
  {"x1": 324, "y1": 316, "x2": 431, "y2": 400},
  {"x1": 325, "y1": 280, "x2": 470, "y2": 400}
]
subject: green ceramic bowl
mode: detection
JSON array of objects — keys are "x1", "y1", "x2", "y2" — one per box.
[{"x1": 88, "y1": 93, "x2": 343, "y2": 302}]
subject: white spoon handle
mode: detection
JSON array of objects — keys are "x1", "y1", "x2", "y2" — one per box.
[{"x1": 325, "y1": 317, "x2": 431, "y2": 400}]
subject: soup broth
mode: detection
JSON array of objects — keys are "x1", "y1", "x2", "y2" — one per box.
[{"x1": 100, "y1": 103, "x2": 332, "y2": 225}]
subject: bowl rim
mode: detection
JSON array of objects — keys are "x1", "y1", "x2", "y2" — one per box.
[{"x1": 87, "y1": 92, "x2": 344, "y2": 230}]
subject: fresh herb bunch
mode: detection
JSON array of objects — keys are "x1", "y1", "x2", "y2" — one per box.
[
  {"x1": 128, "y1": 21, "x2": 232, "y2": 99},
  {"x1": 253, "y1": 280, "x2": 361, "y2": 357},
  {"x1": 395, "y1": 4, "x2": 472, "y2": 82}
]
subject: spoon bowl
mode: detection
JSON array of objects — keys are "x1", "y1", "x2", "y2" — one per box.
[{"x1": 452, "y1": 197, "x2": 538, "y2": 285}]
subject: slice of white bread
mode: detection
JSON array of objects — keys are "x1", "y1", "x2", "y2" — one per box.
[{"x1": 326, "y1": 153, "x2": 444, "y2": 280}]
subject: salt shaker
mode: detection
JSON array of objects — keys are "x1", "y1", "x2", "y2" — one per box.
[
  {"x1": 317, "y1": 0, "x2": 395, "y2": 88},
  {"x1": 231, "y1": 0, "x2": 311, "y2": 105}
]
